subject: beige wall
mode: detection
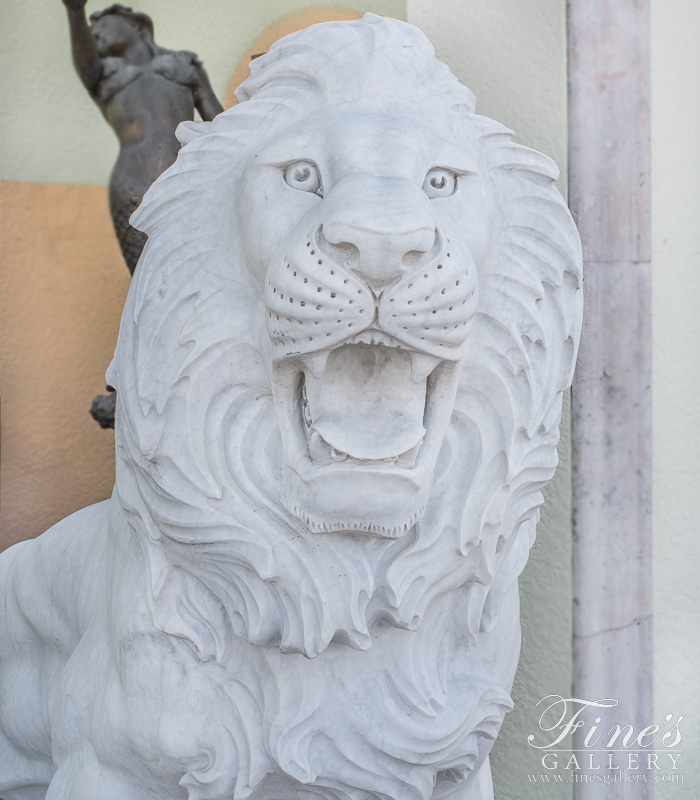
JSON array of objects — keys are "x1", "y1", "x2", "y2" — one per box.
[
  {"x1": 652, "y1": 0, "x2": 700, "y2": 792},
  {"x1": 0, "y1": 182, "x2": 129, "y2": 549}
]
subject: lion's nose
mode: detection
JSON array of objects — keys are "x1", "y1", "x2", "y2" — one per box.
[{"x1": 319, "y1": 179, "x2": 436, "y2": 288}]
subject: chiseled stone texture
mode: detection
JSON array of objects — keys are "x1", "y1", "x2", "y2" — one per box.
[{"x1": 0, "y1": 15, "x2": 582, "y2": 799}]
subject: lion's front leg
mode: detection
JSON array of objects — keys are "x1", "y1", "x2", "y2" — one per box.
[{"x1": 45, "y1": 749, "x2": 158, "y2": 800}]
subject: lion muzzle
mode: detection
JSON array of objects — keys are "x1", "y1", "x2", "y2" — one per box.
[
  {"x1": 265, "y1": 175, "x2": 480, "y2": 538},
  {"x1": 319, "y1": 176, "x2": 437, "y2": 288}
]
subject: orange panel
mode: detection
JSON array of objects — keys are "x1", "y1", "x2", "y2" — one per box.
[{"x1": 0, "y1": 181, "x2": 130, "y2": 551}]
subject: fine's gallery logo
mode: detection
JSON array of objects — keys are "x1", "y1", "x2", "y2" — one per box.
[{"x1": 526, "y1": 696, "x2": 684, "y2": 787}]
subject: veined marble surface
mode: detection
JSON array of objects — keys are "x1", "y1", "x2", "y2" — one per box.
[{"x1": 0, "y1": 15, "x2": 582, "y2": 799}]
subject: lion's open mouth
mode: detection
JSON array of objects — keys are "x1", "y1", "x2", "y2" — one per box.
[
  {"x1": 272, "y1": 330, "x2": 460, "y2": 537},
  {"x1": 299, "y1": 336, "x2": 448, "y2": 467},
  {"x1": 265, "y1": 216, "x2": 475, "y2": 536}
]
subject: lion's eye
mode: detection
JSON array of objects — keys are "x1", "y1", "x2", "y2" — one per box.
[
  {"x1": 422, "y1": 168, "x2": 457, "y2": 199},
  {"x1": 284, "y1": 161, "x2": 322, "y2": 195}
]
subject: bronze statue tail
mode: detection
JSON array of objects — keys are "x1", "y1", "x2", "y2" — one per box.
[{"x1": 109, "y1": 188, "x2": 147, "y2": 275}]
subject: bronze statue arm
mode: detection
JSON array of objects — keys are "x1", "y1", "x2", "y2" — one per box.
[
  {"x1": 62, "y1": 0, "x2": 103, "y2": 92},
  {"x1": 193, "y1": 65, "x2": 223, "y2": 122}
]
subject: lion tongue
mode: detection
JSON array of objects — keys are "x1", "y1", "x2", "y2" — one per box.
[{"x1": 304, "y1": 345, "x2": 426, "y2": 461}]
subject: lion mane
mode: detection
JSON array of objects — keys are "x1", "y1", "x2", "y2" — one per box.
[{"x1": 98, "y1": 13, "x2": 581, "y2": 796}]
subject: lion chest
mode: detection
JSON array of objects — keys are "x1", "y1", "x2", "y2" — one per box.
[
  {"x1": 106, "y1": 611, "x2": 494, "y2": 799},
  {"x1": 208, "y1": 614, "x2": 503, "y2": 798}
]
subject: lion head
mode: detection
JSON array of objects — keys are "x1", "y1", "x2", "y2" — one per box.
[{"x1": 108, "y1": 14, "x2": 582, "y2": 662}]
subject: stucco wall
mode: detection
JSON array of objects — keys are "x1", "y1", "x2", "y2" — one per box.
[
  {"x1": 406, "y1": 3, "x2": 571, "y2": 798},
  {"x1": 652, "y1": 0, "x2": 700, "y2": 792},
  {"x1": 0, "y1": 182, "x2": 129, "y2": 547}
]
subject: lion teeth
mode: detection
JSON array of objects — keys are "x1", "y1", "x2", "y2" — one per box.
[
  {"x1": 288, "y1": 502, "x2": 428, "y2": 538},
  {"x1": 302, "y1": 350, "x2": 331, "y2": 379},
  {"x1": 409, "y1": 352, "x2": 442, "y2": 383},
  {"x1": 349, "y1": 331, "x2": 398, "y2": 347},
  {"x1": 302, "y1": 382, "x2": 312, "y2": 426},
  {"x1": 396, "y1": 442, "x2": 421, "y2": 467},
  {"x1": 309, "y1": 430, "x2": 332, "y2": 463}
]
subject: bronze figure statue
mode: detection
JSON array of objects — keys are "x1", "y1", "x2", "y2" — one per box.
[
  {"x1": 62, "y1": 1, "x2": 223, "y2": 428},
  {"x1": 62, "y1": 0, "x2": 223, "y2": 274}
]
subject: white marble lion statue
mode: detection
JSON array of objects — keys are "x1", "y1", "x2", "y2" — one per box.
[{"x1": 0, "y1": 14, "x2": 582, "y2": 800}]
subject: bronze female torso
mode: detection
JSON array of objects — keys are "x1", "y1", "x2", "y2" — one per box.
[
  {"x1": 63, "y1": 1, "x2": 223, "y2": 274},
  {"x1": 95, "y1": 49, "x2": 215, "y2": 271}
]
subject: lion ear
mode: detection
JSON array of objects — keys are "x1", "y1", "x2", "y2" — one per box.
[{"x1": 176, "y1": 120, "x2": 213, "y2": 145}]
